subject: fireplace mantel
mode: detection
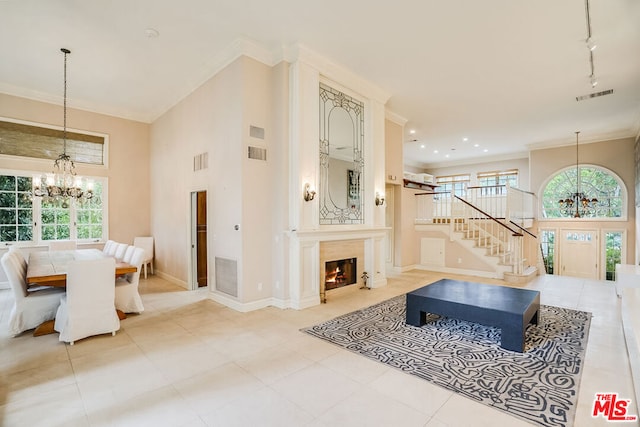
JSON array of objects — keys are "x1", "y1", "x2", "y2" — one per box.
[
  {"x1": 292, "y1": 226, "x2": 389, "y2": 242},
  {"x1": 287, "y1": 227, "x2": 388, "y2": 309}
]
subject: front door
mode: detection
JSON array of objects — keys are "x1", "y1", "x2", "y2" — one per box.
[{"x1": 560, "y1": 229, "x2": 598, "y2": 279}]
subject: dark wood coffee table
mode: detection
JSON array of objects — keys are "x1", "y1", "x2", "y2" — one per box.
[{"x1": 406, "y1": 279, "x2": 540, "y2": 352}]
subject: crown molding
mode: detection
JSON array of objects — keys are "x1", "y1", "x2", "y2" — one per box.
[
  {"x1": 284, "y1": 44, "x2": 391, "y2": 105},
  {"x1": 385, "y1": 110, "x2": 408, "y2": 126}
]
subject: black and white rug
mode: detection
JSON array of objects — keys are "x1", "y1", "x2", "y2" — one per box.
[{"x1": 302, "y1": 295, "x2": 591, "y2": 427}]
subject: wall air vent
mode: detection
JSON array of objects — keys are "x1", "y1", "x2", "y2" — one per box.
[
  {"x1": 248, "y1": 146, "x2": 267, "y2": 161},
  {"x1": 249, "y1": 125, "x2": 265, "y2": 139},
  {"x1": 576, "y1": 89, "x2": 614, "y2": 102},
  {"x1": 215, "y1": 257, "x2": 238, "y2": 297},
  {"x1": 193, "y1": 152, "x2": 208, "y2": 171}
]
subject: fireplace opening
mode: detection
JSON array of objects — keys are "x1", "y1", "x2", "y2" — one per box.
[{"x1": 325, "y1": 258, "x2": 357, "y2": 290}]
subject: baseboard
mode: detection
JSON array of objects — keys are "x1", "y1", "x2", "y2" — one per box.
[
  {"x1": 208, "y1": 291, "x2": 295, "y2": 312},
  {"x1": 153, "y1": 270, "x2": 188, "y2": 290},
  {"x1": 389, "y1": 264, "x2": 419, "y2": 274},
  {"x1": 414, "y1": 264, "x2": 502, "y2": 279}
]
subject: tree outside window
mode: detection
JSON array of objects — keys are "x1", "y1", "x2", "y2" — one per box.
[{"x1": 542, "y1": 166, "x2": 623, "y2": 218}]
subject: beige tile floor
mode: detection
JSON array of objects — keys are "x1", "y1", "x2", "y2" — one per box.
[{"x1": 0, "y1": 270, "x2": 636, "y2": 426}]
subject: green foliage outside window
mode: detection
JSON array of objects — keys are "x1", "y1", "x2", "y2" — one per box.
[
  {"x1": 0, "y1": 175, "x2": 33, "y2": 242},
  {"x1": 605, "y1": 232, "x2": 622, "y2": 281},
  {"x1": 76, "y1": 181, "x2": 103, "y2": 239},
  {"x1": 542, "y1": 167, "x2": 623, "y2": 218}
]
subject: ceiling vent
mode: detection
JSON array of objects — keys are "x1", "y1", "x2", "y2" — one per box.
[{"x1": 576, "y1": 89, "x2": 614, "y2": 102}]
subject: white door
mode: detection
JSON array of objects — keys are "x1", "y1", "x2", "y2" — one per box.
[
  {"x1": 421, "y1": 237, "x2": 445, "y2": 267},
  {"x1": 560, "y1": 229, "x2": 598, "y2": 279}
]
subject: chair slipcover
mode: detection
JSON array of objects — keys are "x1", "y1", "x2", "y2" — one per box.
[
  {"x1": 115, "y1": 247, "x2": 145, "y2": 313},
  {"x1": 113, "y1": 243, "x2": 128, "y2": 261},
  {"x1": 1, "y1": 252, "x2": 64, "y2": 337},
  {"x1": 103, "y1": 240, "x2": 115, "y2": 254},
  {"x1": 54, "y1": 257, "x2": 120, "y2": 345},
  {"x1": 106, "y1": 241, "x2": 119, "y2": 257},
  {"x1": 133, "y1": 236, "x2": 154, "y2": 279},
  {"x1": 122, "y1": 246, "x2": 135, "y2": 264},
  {"x1": 49, "y1": 240, "x2": 77, "y2": 251}
]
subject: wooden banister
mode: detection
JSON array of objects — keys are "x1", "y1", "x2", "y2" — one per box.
[{"x1": 454, "y1": 196, "x2": 522, "y2": 236}]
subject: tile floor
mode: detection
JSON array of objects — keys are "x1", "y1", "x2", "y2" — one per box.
[{"x1": 0, "y1": 270, "x2": 636, "y2": 426}]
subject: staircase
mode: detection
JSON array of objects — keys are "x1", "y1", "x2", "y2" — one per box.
[{"x1": 415, "y1": 185, "x2": 539, "y2": 282}]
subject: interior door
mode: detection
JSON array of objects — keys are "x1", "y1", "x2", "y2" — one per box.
[
  {"x1": 560, "y1": 229, "x2": 598, "y2": 279},
  {"x1": 196, "y1": 191, "x2": 208, "y2": 287}
]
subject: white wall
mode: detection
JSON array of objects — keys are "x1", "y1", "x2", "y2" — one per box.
[{"x1": 150, "y1": 58, "x2": 244, "y2": 289}]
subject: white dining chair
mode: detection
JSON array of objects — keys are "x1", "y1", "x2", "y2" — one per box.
[
  {"x1": 1, "y1": 251, "x2": 64, "y2": 336},
  {"x1": 106, "y1": 241, "x2": 119, "y2": 257},
  {"x1": 133, "y1": 236, "x2": 154, "y2": 279},
  {"x1": 122, "y1": 245, "x2": 135, "y2": 264},
  {"x1": 113, "y1": 243, "x2": 128, "y2": 261},
  {"x1": 48, "y1": 240, "x2": 77, "y2": 251},
  {"x1": 115, "y1": 247, "x2": 145, "y2": 314},
  {"x1": 54, "y1": 257, "x2": 120, "y2": 345},
  {"x1": 103, "y1": 240, "x2": 115, "y2": 254}
]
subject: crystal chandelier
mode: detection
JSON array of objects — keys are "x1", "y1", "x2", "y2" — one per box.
[
  {"x1": 33, "y1": 48, "x2": 93, "y2": 208},
  {"x1": 558, "y1": 131, "x2": 597, "y2": 218}
]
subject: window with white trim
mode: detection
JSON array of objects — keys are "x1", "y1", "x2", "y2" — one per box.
[
  {"x1": 477, "y1": 170, "x2": 518, "y2": 187},
  {"x1": 541, "y1": 166, "x2": 624, "y2": 219},
  {"x1": 435, "y1": 174, "x2": 470, "y2": 197},
  {"x1": 0, "y1": 171, "x2": 107, "y2": 245}
]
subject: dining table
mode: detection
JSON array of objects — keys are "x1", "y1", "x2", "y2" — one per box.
[{"x1": 26, "y1": 248, "x2": 137, "y2": 336}]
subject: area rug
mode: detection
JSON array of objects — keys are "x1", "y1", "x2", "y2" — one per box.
[{"x1": 301, "y1": 295, "x2": 591, "y2": 427}]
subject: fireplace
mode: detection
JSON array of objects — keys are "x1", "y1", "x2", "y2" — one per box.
[{"x1": 325, "y1": 258, "x2": 357, "y2": 290}]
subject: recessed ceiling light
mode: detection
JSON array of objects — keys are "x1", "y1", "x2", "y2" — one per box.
[
  {"x1": 445, "y1": 154, "x2": 450, "y2": 158},
  {"x1": 462, "y1": 137, "x2": 468, "y2": 142},
  {"x1": 483, "y1": 149, "x2": 488, "y2": 153},
  {"x1": 433, "y1": 150, "x2": 439, "y2": 154},
  {"x1": 145, "y1": 28, "x2": 160, "y2": 38},
  {"x1": 409, "y1": 129, "x2": 416, "y2": 135},
  {"x1": 474, "y1": 143, "x2": 479, "y2": 147},
  {"x1": 420, "y1": 144, "x2": 425, "y2": 149}
]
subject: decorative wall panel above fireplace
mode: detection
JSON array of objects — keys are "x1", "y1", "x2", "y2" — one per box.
[{"x1": 318, "y1": 83, "x2": 364, "y2": 225}]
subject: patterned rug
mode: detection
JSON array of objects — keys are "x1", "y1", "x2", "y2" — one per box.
[{"x1": 302, "y1": 295, "x2": 591, "y2": 427}]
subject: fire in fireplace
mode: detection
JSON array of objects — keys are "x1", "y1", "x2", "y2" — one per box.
[{"x1": 325, "y1": 258, "x2": 357, "y2": 290}]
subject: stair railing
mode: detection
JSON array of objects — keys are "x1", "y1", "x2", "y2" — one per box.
[{"x1": 452, "y1": 196, "x2": 526, "y2": 275}]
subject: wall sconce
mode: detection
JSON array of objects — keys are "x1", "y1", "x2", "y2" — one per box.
[
  {"x1": 375, "y1": 192, "x2": 385, "y2": 206},
  {"x1": 303, "y1": 183, "x2": 316, "y2": 202}
]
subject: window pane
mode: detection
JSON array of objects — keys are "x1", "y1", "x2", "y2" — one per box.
[
  {"x1": 18, "y1": 225, "x2": 32, "y2": 241},
  {"x1": 0, "y1": 192, "x2": 16, "y2": 208},
  {"x1": 16, "y1": 176, "x2": 32, "y2": 192},
  {"x1": 0, "y1": 225, "x2": 16, "y2": 241},
  {"x1": 42, "y1": 225, "x2": 55, "y2": 240},
  {"x1": 0, "y1": 175, "x2": 16, "y2": 191},
  {"x1": 0, "y1": 209, "x2": 16, "y2": 224},
  {"x1": 542, "y1": 166, "x2": 623, "y2": 219},
  {"x1": 56, "y1": 225, "x2": 70, "y2": 239},
  {"x1": 17, "y1": 209, "x2": 32, "y2": 225}
]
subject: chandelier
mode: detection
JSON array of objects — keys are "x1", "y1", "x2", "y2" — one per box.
[
  {"x1": 33, "y1": 48, "x2": 93, "y2": 208},
  {"x1": 558, "y1": 131, "x2": 597, "y2": 218}
]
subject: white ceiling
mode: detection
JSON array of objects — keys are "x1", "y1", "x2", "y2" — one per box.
[{"x1": 1, "y1": 0, "x2": 639, "y2": 168}]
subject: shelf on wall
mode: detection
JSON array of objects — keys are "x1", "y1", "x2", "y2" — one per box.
[{"x1": 403, "y1": 179, "x2": 438, "y2": 190}]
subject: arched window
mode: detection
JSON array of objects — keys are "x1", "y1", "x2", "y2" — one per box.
[{"x1": 541, "y1": 165, "x2": 625, "y2": 219}]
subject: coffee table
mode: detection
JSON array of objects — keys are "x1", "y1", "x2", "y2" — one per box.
[{"x1": 406, "y1": 279, "x2": 540, "y2": 352}]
